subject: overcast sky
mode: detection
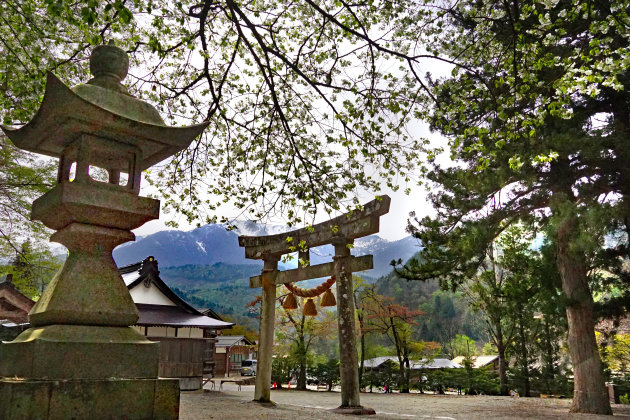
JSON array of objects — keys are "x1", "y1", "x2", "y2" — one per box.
[
  {"x1": 134, "y1": 125, "x2": 449, "y2": 242},
  {"x1": 133, "y1": 181, "x2": 431, "y2": 241}
]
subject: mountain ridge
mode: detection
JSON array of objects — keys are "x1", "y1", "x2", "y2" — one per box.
[{"x1": 114, "y1": 223, "x2": 419, "y2": 278}]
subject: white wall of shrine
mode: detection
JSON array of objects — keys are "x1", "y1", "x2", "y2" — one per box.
[{"x1": 129, "y1": 282, "x2": 176, "y2": 306}]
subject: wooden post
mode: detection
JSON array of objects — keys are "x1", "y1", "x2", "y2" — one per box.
[
  {"x1": 333, "y1": 240, "x2": 361, "y2": 408},
  {"x1": 254, "y1": 256, "x2": 279, "y2": 403},
  {"x1": 226, "y1": 348, "x2": 230, "y2": 377}
]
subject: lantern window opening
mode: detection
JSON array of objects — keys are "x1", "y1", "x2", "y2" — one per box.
[
  {"x1": 54, "y1": 134, "x2": 142, "y2": 193},
  {"x1": 118, "y1": 172, "x2": 129, "y2": 187},
  {"x1": 88, "y1": 165, "x2": 110, "y2": 183},
  {"x1": 67, "y1": 161, "x2": 77, "y2": 182}
]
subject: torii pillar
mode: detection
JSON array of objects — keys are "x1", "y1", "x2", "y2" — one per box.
[
  {"x1": 239, "y1": 196, "x2": 390, "y2": 414},
  {"x1": 333, "y1": 238, "x2": 362, "y2": 409},
  {"x1": 255, "y1": 254, "x2": 279, "y2": 402}
]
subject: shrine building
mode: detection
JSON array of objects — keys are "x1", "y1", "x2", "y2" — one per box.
[{"x1": 120, "y1": 256, "x2": 234, "y2": 389}]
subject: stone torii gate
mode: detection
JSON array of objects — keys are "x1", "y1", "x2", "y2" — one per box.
[{"x1": 238, "y1": 196, "x2": 390, "y2": 414}]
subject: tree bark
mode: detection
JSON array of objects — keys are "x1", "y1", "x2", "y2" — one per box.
[
  {"x1": 495, "y1": 324, "x2": 509, "y2": 396},
  {"x1": 358, "y1": 311, "x2": 366, "y2": 387},
  {"x1": 541, "y1": 317, "x2": 556, "y2": 394},
  {"x1": 297, "y1": 361, "x2": 307, "y2": 390},
  {"x1": 390, "y1": 316, "x2": 410, "y2": 393},
  {"x1": 296, "y1": 335, "x2": 307, "y2": 390},
  {"x1": 403, "y1": 357, "x2": 411, "y2": 393},
  {"x1": 516, "y1": 308, "x2": 530, "y2": 397},
  {"x1": 555, "y1": 213, "x2": 612, "y2": 414}
]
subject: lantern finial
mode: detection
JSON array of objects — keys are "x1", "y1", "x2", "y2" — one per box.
[{"x1": 88, "y1": 43, "x2": 130, "y2": 94}]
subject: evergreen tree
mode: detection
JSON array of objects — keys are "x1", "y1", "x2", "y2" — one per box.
[{"x1": 397, "y1": 0, "x2": 630, "y2": 413}]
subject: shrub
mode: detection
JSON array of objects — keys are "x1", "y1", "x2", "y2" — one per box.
[
  {"x1": 271, "y1": 357, "x2": 295, "y2": 388},
  {"x1": 308, "y1": 358, "x2": 340, "y2": 390}
]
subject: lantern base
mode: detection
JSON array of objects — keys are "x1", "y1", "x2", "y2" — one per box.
[
  {"x1": 0, "y1": 324, "x2": 159, "y2": 379},
  {"x1": 28, "y1": 222, "x2": 139, "y2": 327},
  {"x1": 0, "y1": 324, "x2": 174, "y2": 418},
  {"x1": 0, "y1": 377, "x2": 179, "y2": 420}
]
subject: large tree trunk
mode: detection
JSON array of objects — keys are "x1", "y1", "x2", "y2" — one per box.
[
  {"x1": 402, "y1": 358, "x2": 411, "y2": 393},
  {"x1": 541, "y1": 317, "x2": 556, "y2": 394},
  {"x1": 394, "y1": 357, "x2": 411, "y2": 393},
  {"x1": 358, "y1": 312, "x2": 366, "y2": 386},
  {"x1": 494, "y1": 324, "x2": 509, "y2": 396},
  {"x1": 516, "y1": 309, "x2": 530, "y2": 397},
  {"x1": 391, "y1": 318, "x2": 410, "y2": 393},
  {"x1": 297, "y1": 361, "x2": 307, "y2": 390},
  {"x1": 556, "y1": 213, "x2": 612, "y2": 414},
  {"x1": 296, "y1": 331, "x2": 307, "y2": 390}
]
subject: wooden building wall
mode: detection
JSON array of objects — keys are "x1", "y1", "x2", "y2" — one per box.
[
  {"x1": 214, "y1": 345, "x2": 253, "y2": 377},
  {"x1": 148, "y1": 336, "x2": 216, "y2": 390}
]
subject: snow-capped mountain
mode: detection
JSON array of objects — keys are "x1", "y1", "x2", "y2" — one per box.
[
  {"x1": 114, "y1": 224, "x2": 249, "y2": 268},
  {"x1": 228, "y1": 220, "x2": 291, "y2": 237},
  {"x1": 113, "y1": 223, "x2": 419, "y2": 278}
]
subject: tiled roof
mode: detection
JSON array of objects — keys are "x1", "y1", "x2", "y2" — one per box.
[
  {"x1": 134, "y1": 303, "x2": 233, "y2": 328},
  {"x1": 363, "y1": 356, "x2": 462, "y2": 369},
  {"x1": 452, "y1": 355, "x2": 499, "y2": 368},
  {"x1": 216, "y1": 335, "x2": 254, "y2": 347}
]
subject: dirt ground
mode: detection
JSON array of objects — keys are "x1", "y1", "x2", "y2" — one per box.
[{"x1": 179, "y1": 383, "x2": 630, "y2": 420}]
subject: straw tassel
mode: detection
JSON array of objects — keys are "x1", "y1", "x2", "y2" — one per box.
[
  {"x1": 283, "y1": 292, "x2": 298, "y2": 310},
  {"x1": 320, "y1": 288, "x2": 336, "y2": 307},
  {"x1": 303, "y1": 298, "x2": 317, "y2": 316}
]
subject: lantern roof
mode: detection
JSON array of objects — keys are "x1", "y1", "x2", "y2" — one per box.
[{"x1": 1, "y1": 44, "x2": 208, "y2": 170}]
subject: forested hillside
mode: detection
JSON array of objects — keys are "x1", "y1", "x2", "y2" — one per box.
[
  {"x1": 375, "y1": 271, "x2": 485, "y2": 345},
  {"x1": 160, "y1": 263, "x2": 262, "y2": 331},
  {"x1": 162, "y1": 262, "x2": 262, "y2": 289},
  {"x1": 113, "y1": 223, "x2": 417, "y2": 278},
  {"x1": 158, "y1": 257, "x2": 484, "y2": 349}
]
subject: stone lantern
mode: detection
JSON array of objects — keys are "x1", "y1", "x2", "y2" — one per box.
[{"x1": 0, "y1": 44, "x2": 208, "y2": 419}]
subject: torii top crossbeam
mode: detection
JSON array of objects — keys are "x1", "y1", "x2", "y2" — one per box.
[{"x1": 238, "y1": 195, "x2": 391, "y2": 260}]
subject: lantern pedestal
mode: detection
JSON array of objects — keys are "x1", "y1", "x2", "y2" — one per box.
[
  {"x1": 0, "y1": 325, "x2": 178, "y2": 419},
  {"x1": 0, "y1": 189, "x2": 179, "y2": 418}
]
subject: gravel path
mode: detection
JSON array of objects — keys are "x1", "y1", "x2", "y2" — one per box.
[{"x1": 179, "y1": 384, "x2": 630, "y2": 420}]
